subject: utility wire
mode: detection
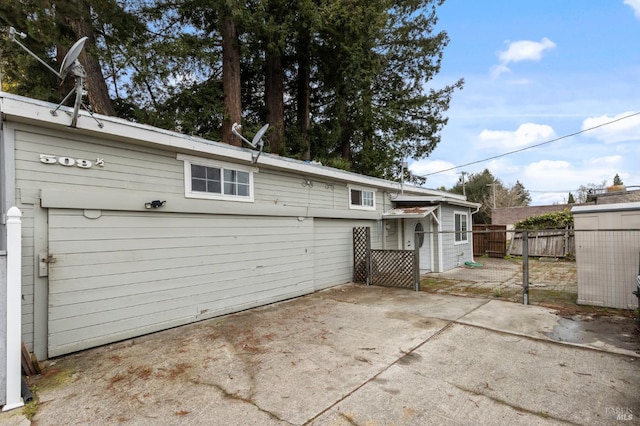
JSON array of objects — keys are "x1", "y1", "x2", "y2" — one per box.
[{"x1": 422, "y1": 111, "x2": 640, "y2": 176}]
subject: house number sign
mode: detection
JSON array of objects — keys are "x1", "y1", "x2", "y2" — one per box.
[{"x1": 40, "y1": 154, "x2": 105, "y2": 168}]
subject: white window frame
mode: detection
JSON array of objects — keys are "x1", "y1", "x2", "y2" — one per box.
[
  {"x1": 454, "y1": 210, "x2": 469, "y2": 245},
  {"x1": 348, "y1": 186, "x2": 376, "y2": 211},
  {"x1": 177, "y1": 154, "x2": 256, "y2": 202}
]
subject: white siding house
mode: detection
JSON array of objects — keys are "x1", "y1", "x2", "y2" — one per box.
[{"x1": 0, "y1": 93, "x2": 479, "y2": 364}]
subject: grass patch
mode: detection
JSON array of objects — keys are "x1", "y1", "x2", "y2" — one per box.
[
  {"x1": 22, "y1": 399, "x2": 39, "y2": 420},
  {"x1": 37, "y1": 365, "x2": 75, "y2": 389},
  {"x1": 420, "y1": 277, "x2": 463, "y2": 292}
]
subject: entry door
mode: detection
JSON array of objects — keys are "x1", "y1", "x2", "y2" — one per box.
[{"x1": 403, "y1": 219, "x2": 432, "y2": 272}]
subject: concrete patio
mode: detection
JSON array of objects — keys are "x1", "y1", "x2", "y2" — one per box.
[{"x1": 1, "y1": 283, "x2": 638, "y2": 425}]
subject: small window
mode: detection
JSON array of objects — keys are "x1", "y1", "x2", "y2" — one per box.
[
  {"x1": 349, "y1": 187, "x2": 376, "y2": 210},
  {"x1": 454, "y1": 211, "x2": 468, "y2": 244},
  {"x1": 178, "y1": 154, "x2": 255, "y2": 202}
]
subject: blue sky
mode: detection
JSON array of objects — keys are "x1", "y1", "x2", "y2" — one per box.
[{"x1": 411, "y1": 0, "x2": 640, "y2": 205}]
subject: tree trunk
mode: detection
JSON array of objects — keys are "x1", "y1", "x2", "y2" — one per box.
[
  {"x1": 337, "y1": 90, "x2": 350, "y2": 162},
  {"x1": 63, "y1": 0, "x2": 115, "y2": 116},
  {"x1": 221, "y1": 16, "x2": 242, "y2": 146},
  {"x1": 265, "y1": 48, "x2": 285, "y2": 154},
  {"x1": 296, "y1": 32, "x2": 311, "y2": 161}
]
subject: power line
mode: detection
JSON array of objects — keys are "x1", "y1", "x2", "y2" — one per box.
[{"x1": 422, "y1": 111, "x2": 640, "y2": 176}]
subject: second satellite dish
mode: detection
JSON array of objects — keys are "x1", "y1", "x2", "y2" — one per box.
[{"x1": 231, "y1": 123, "x2": 269, "y2": 163}]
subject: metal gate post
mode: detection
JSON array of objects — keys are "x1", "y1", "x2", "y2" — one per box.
[{"x1": 522, "y1": 230, "x2": 529, "y2": 305}]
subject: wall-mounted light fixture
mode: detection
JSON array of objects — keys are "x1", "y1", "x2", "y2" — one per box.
[
  {"x1": 301, "y1": 178, "x2": 313, "y2": 188},
  {"x1": 145, "y1": 200, "x2": 166, "y2": 209}
]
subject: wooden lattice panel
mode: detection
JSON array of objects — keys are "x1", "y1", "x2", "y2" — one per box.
[
  {"x1": 370, "y1": 250, "x2": 415, "y2": 289},
  {"x1": 353, "y1": 227, "x2": 370, "y2": 283}
]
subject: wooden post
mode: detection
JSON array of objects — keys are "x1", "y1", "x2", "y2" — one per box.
[
  {"x1": 414, "y1": 231, "x2": 420, "y2": 292},
  {"x1": 365, "y1": 227, "x2": 371, "y2": 286},
  {"x1": 3, "y1": 207, "x2": 23, "y2": 411}
]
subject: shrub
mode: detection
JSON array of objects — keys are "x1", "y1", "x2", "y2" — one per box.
[{"x1": 514, "y1": 209, "x2": 573, "y2": 230}]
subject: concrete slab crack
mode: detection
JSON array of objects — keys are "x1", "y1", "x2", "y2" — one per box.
[
  {"x1": 190, "y1": 378, "x2": 295, "y2": 425},
  {"x1": 303, "y1": 321, "x2": 458, "y2": 425},
  {"x1": 446, "y1": 381, "x2": 582, "y2": 425}
]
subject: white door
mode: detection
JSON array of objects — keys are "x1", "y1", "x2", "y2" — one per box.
[{"x1": 403, "y1": 219, "x2": 432, "y2": 272}]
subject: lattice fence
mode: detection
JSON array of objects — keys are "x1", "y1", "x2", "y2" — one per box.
[
  {"x1": 353, "y1": 226, "x2": 417, "y2": 289},
  {"x1": 371, "y1": 250, "x2": 416, "y2": 289},
  {"x1": 353, "y1": 227, "x2": 370, "y2": 283}
]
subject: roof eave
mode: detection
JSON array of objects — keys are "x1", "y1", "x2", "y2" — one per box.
[{"x1": 0, "y1": 92, "x2": 457, "y2": 195}]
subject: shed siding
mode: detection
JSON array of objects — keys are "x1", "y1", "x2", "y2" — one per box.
[{"x1": 574, "y1": 210, "x2": 640, "y2": 309}]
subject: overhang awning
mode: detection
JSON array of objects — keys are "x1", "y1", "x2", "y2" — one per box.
[{"x1": 382, "y1": 205, "x2": 438, "y2": 219}]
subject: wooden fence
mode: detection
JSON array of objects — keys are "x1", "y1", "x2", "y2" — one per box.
[
  {"x1": 473, "y1": 225, "x2": 507, "y2": 258},
  {"x1": 508, "y1": 229, "x2": 575, "y2": 258}
]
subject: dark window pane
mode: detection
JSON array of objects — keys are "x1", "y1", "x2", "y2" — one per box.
[
  {"x1": 207, "y1": 181, "x2": 221, "y2": 193},
  {"x1": 192, "y1": 164, "x2": 206, "y2": 179},
  {"x1": 237, "y1": 183, "x2": 249, "y2": 196},
  {"x1": 224, "y1": 182, "x2": 236, "y2": 195},
  {"x1": 237, "y1": 171, "x2": 249, "y2": 184},
  {"x1": 207, "y1": 167, "x2": 221, "y2": 181},
  {"x1": 192, "y1": 178, "x2": 206, "y2": 192},
  {"x1": 351, "y1": 190, "x2": 362, "y2": 205}
]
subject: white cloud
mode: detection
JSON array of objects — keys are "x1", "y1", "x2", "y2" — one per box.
[
  {"x1": 581, "y1": 111, "x2": 640, "y2": 143},
  {"x1": 624, "y1": 0, "x2": 640, "y2": 18},
  {"x1": 477, "y1": 123, "x2": 556, "y2": 149},
  {"x1": 521, "y1": 157, "x2": 625, "y2": 203},
  {"x1": 409, "y1": 159, "x2": 459, "y2": 189},
  {"x1": 492, "y1": 38, "x2": 556, "y2": 77},
  {"x1": 583, "y1": 155, "x2": 623, "y2": 167}
]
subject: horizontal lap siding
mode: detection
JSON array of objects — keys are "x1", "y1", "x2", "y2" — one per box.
[
  {"x1": 48, "y1": 210, "x2": 314, "y2": 356},
  {"x1": 254, "y1": 169, "x2": 345, "y2": 209},
  {"x1": 313, "y1": 219, "x2": 380, "y2": 290},
  {"x1": 15, "y1": 129, "x2": 184, "y2": 194},
  {"x1": 13, "y1": 124, "x2": 390, "y2": 355}
]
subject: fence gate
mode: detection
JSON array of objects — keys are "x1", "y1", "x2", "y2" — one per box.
[{"x1": 353, "y1": 227, "x2": 418, "y2": 290}]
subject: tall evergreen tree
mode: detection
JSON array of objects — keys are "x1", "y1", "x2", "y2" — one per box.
[
  {"x1": 0, "y1": 0, "x2": 138, "y2": 115},
  {"x1": 3, "y1": 0, "x2": 461, "y2": 180},
  {"x1": 613, "y1": 173, "x2": 624, "y2": 186}
]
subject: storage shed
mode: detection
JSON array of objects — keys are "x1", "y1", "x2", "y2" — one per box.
[
  {"x1": 0, "y1": 93, "x2": 478, "y2": 362},
  {"x1": 572, "y1": 202, "x2": 640, "y2": 309}
]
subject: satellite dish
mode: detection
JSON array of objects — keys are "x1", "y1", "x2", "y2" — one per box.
[
  {"x1": 8, "y1": 28, "x2": 101, "y2": 128},
  {"x1": 59, "y1": 36, "x2": 88, "y2": 79},
  {"x1": 231, "y1": 123, "x2": 269, "y2": 164},
  {"x1": 251, "y1": 123, "x2": 270, "y2": 148}
]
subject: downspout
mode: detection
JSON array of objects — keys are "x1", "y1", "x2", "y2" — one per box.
[{"x1": 381, "y1": 192, "x2": 386, "y2": 250}]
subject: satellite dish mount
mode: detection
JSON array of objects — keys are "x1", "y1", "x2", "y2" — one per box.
[
  {"x1": 231, "y1": 123, "x2": 269, "y2": 164},
  {"x1": 8, "y1": 27, "x2": 102, "y2": 128}
]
